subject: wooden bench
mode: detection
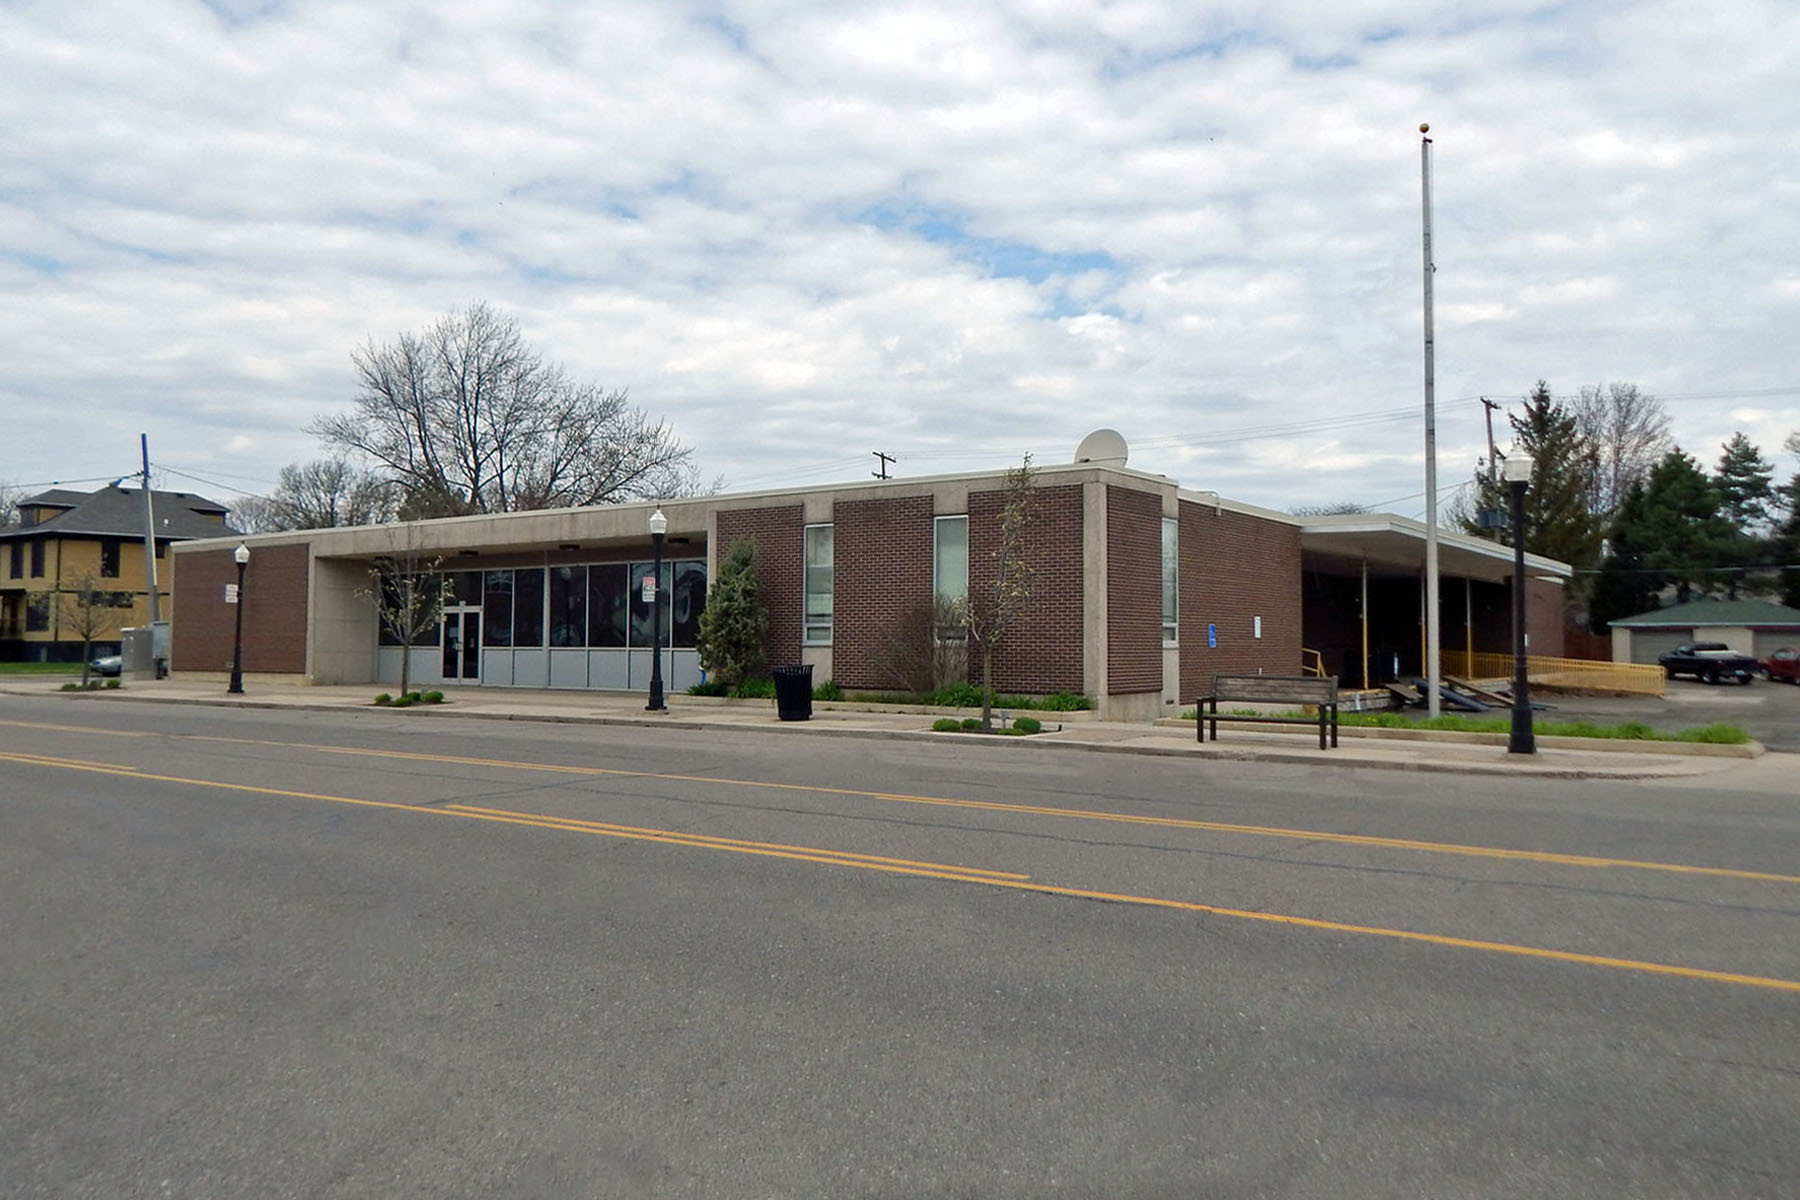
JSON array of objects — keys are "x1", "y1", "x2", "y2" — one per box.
[{"x1": 1196, "y1": 674, "x2": 1340, "y2": 749}]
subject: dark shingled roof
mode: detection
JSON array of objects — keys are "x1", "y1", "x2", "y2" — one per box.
[{"x1": 3, "y1": 485, "x2": 236, "y2": 543}]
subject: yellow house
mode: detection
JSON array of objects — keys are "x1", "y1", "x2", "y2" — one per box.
[{"x1": 1, "y1": 485, "x2": 235, "y2": 662}]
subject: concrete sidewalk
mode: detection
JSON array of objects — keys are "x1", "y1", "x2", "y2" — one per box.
[{"x1": 0, "y1": 675, "x2": 1769, "y2": 780}]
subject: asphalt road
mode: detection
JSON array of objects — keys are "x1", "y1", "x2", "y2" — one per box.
[{"x1": 2, "y1": 697, "x2": 1797, "y2": 1198}]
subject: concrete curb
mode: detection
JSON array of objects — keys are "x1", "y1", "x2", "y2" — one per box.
[{"x1": 1, "y1": 683, "x2": 1749, "y2": 780}]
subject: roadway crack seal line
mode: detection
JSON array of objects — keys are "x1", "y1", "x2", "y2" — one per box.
[
  {"x1": 174, "y1": 734, "x2": 1800, "y2": 888},
  {"x1": 3, "y1": 750, "x2": 1798, "y2": 994}
]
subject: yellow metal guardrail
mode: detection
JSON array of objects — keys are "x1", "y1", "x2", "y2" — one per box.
[
  {"x1": 1441, "y1": 652, "x2": 1665, "y2": 697},
  {"x1": 1300, "y1": 648, "x2": 1327, "y2": 678}
]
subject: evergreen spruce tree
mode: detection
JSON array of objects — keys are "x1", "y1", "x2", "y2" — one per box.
[
  {"x1": 695, "y1": 539, "x2": 767, "y2": 691},
  {"x1": 1460, "y1": 382, "x2": 1602, "y2": 602},
  {"x1": 1626, "y1": 449, "x2": 1736, "y2": 603}
]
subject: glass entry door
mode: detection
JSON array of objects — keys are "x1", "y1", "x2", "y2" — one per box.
[{"x1": 441, "y1": 609, "x2": 481, "y2": 682}]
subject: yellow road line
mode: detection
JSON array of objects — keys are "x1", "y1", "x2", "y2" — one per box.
[
  {"x1": 178, "y1": 733, "x2": 1800, "y2": 887},
  {"x1": 443, "y1": 803, "x2": 1030, "y2": 878},
  {"x1": 4, "y1": 748, "x2": 1798, "y2": 993},
  {"x1": 0, "y1": 719, "x2": 152, "y2": 738}
]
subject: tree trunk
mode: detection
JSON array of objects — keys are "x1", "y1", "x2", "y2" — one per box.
[{"x1": 980, "y1": 646, "x2": 994, "y2": 729}]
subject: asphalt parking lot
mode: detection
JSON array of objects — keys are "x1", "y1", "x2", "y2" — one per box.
[{"x1": 1493, "y1": 673, "x2": 1800, "y2": 752}]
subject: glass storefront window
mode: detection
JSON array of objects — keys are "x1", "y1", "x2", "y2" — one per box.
[
  {"x1": 672, "y1": 560, "x2": 706, "y2": 649},
  {"x1": 549, "y1": 566, "x2": 586, "y2": 647},
  {"x1": 513, "y1": 567, "x2": 545, "y2": 647},
  {"x1": 586, "y1": 563, "x2": 628, "y2": 647},
  {"x1": 483, "y1": 569, "x2": 513, "y2": 647}
]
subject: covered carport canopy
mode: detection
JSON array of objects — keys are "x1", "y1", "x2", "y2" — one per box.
[
  {"x1": 1296, "y1": 514, "x2": 1572, "y2": 688},
  {"x1": 1298, "y1": 514, "x2": 1571, "y2": 585}
]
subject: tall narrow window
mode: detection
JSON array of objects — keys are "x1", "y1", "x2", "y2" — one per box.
[
  {"x1": 1161, "y1": 517, "x2": 1178, "y2": 645},
  {"x1": 7, "y1": 543, "x2": 20, "y2": 579},
  {"x1": 934, "y1": 515, "x2": 968, "y2": 638},
  {"x1": 803, "y1": 524, "x2": 833, "y2": 644},
  {"x1": 100, "y1": 539, "x2": 121, "y2": 578},
  {"x1": 29, "y1": 539, "x2": 44, "y2": 578},
  {"x1": 587, "y1": 564, "x2": 628, "y2": 647}
]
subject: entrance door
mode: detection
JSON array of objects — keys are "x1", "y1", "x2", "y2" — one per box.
[{"x1": 441, "y1": 609, "x2": 481, "y2": 682}]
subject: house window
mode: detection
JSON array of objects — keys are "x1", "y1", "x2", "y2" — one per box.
[
  {"x1": 29, "y1": 539, "x2": 44, "y2": 578},
  {"x1": 1161, "y1": 517, "x2": 1178, "y2": 645},
  {"x1": 25, "y1": 595, "x2": 49, "y2": 632},
  {"x1": 803, "y1": 524, "x2": 833, "y2": 644},
  {"x1": 100, "y1": 539, "x2": 122, "y2": 578},
  {"x1": 7, "y1": 543, "x2": 19, "y2": 579}
]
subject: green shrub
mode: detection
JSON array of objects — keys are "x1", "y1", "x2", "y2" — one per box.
[
  {"x1": 105, "y1": 679, "x2": 121, "y2": 689},
  {"x1": 960, "y1": 717, "x2": 983, "y2": 730},
  {"x1": 1013, "y1": 716, "x2": 1042, "y2": 734},
  {"x1": 1034, "y1": 692, "x2": 1092, "y2": 711},
  {"x1": 390, "y1": 696, "x2": 414, "y2": 707},
  {"x1": 687, "y1": 678, "x2": 730, "y2": 696},
  {"x1": 734, "y1": 678, "x2": 775, "y2": 699},
  {"x1": 422, "y1": 691, "x2": 444, "y2": 704},
  {"x1": 374, "y1": 693, "x2": 393, "y2": 705},
  {"x1": 929, "y1": 683, "x2": 985, "y2": 708},
  {"x1": 59, "y1": 682, "x2": 78, "y2": 691},
  {"x1": 403, "y1": 690, "x2": 423, "y2": 703},
  {"x1": 932, "y1": 718, "x2": 963, "y2": 732},
  {"x1": 813, "y1": 680, "x2": 844, "y2": 702}
]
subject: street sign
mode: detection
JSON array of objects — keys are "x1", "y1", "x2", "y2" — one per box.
[
  {"x1": 1207, "y1": 623, "x2": 1217, "y2": 649},
  {"x1": 641, "y1": 577, "x2": 656, "y2": 602},
  {"x1": 224, "y1": 583, "x2": 239, "y2": 605}
]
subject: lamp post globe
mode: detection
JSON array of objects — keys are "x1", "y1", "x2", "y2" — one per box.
[
  {"x1": 1502, "y1": 457, "x2": 1535, "y2": 754},
  {"x1": 227, "y1": 542, "x2": 250, "y2": 695},
  {"x1": 646, "y1": 508, "x2": 667, "y2": 712}
]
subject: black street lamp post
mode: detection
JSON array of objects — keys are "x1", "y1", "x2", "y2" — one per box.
[
  {"x1": 1503, "y1": 457, "x2": 1535, "y2": 754},
  {"x1": 646, "y1": 508, "x2": 667, "y2": 712},
  {"x1": 227, "y1": 542, "x2": 249, "y2": 695}
]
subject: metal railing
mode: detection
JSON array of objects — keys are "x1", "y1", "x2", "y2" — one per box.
[
  {"x1": 1441, "y1": 651, "x2": 1665, "y2": 697},
  {"x1": 1300, "y1": 648, "x2": 1327, "y2": 678}
]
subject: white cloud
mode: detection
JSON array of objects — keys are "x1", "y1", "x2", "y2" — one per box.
[{"x1": 1, "y1": 0, "x2": 1796, "y2": 517}]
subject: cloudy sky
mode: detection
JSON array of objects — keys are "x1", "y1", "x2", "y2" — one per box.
[{"x1": 4, "y1": 0, "x2": 1797, "y2": 519}]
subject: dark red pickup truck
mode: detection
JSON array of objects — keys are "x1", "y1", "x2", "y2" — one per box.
[{"x1": 1656, "y1": 642, "x2": 1759, "y2": 684}]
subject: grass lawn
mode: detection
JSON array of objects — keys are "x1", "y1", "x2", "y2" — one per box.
[{"x1": 0, "y1": 662, "x2": 84, "y2": 675}]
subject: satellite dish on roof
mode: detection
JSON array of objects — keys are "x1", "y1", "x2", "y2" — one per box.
[{"x1": 1074, "y1": 428, "x2": 1128, "y2": 466}]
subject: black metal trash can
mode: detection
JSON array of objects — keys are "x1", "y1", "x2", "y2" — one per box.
[{"x1": 771, "y1": 664, "x2": 814, "y2": 721}]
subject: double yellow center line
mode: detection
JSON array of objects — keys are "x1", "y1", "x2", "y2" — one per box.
[{"x1": 3, "y1": 735, "x2": 1799, "y2": 994}]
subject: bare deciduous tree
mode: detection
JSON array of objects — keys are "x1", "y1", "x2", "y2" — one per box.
[
  {"x1": 953, "y1": 456, "x2": 1038, "y2": 729},
  {"x1": 0, "y1": 480, "x2": 23, "y2": 529},
  {"x1": 35, "y1": 573, "x2": 132, "y2": 686},
  {"x1": 234, "y1": 458, "x2": 397, "y2": 532},
  {"x1": 315, "y1": 302, "x2": 707, "y2": 517},
  {"x1": 1575, "y1": 382, "x2": 1672, "y2": 525},
  {"x1": 357, "y1": 527, "x2": 447, "y2": 698}
]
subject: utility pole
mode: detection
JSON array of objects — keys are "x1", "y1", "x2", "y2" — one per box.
[
  {"x1": 1481, "y1": 397, "x2": 1501, "y2": 482},
  {"x1": 872, "y1": 451, "x2": 895, "y2": 480},
  {"x1": 140, "y1": 434, "x2": 160, "y2": 626},
  {"x1": 1419, "y1": 123, "x2": 1441, "y2": 719}
]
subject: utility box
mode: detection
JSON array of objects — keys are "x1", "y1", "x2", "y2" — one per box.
[
  {"x1": 121, "y1": 626, "x2": 156, "y2": 681},
  {"x1": 150, "y1": 620, "x2": 170, "y2": 678}
]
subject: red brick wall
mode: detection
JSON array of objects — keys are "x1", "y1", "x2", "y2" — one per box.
[
  {"x1": 833, "y1": 495, "x2": 934, "y2": 689},
  {"x1": 1106, "y1": 486, "x2": 1163, "y2": 695},
  {"x1": 968, "y1": 483, "x2": 1085, "y2": 695},
  {"x1": 1178, "y1": 503, "x2": 1303, "y2": 702},
  {"x1": 1528, "y1": 578, "x2": 1565, "y2": 657},
  {"x1": 171, "y1": 544, "x2": 309, "y2": 674},
  {"x1": 715, "y1": 506, "x2": 804, "y2": 670}
]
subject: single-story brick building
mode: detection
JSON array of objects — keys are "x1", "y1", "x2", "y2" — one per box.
[{"x1": 170, "y1": 437, "x2": 1568, "y2": 719}]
